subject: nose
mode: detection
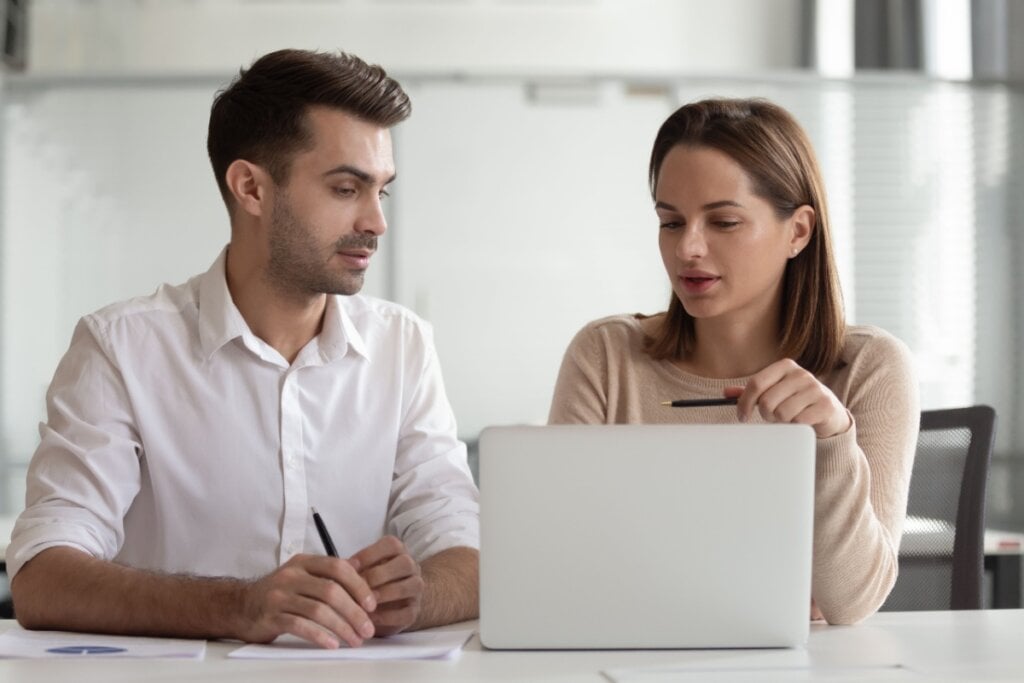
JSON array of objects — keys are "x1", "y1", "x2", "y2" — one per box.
[
  {"x1": 675, "y1": 225, "x2": 707, "y2": 261},
  {"x1": 356, "y1": 195, "x2": 388, "y2": 236}
]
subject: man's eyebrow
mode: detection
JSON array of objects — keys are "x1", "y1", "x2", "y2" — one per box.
[{"x1": 322, "y1": 164, "x2": 397, "y2": 185}]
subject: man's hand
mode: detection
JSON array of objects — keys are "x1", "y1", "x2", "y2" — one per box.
[
  {"x1": 349, "y1": 536, "x2": 425, "y2": 636},
  {"x1": 237, "y1": 553, "x2": 378, "y2": 649}
]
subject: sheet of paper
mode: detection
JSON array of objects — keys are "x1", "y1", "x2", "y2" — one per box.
[
  {"x1": 0, "y1": 626, "x2": 206, "y2": 659},
  {"x1": 603, "y1": 663, "x2": 921, "y2": 682},
  {"x1": 228, "y1": 628, "x2": 474, "y2": 660}
]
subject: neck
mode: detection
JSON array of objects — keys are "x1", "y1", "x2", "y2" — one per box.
[
  {"x1": 684, "y1": 307, "x2": 783, "y2": 379},
  {"x1": 225, "y1": 243, "x2": 326, "y2": 365}
]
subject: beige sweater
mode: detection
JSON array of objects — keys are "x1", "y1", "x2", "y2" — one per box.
[{"x1": 548, "y1": 314, "x2": 919, "y2": 625}]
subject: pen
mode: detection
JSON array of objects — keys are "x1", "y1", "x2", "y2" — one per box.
[
  {"x1": 661, "y1": 397, "x2": 739, "y2": 408},
  {"x1": 311, "y1": 506, "x2": 339, "y2": 557}
]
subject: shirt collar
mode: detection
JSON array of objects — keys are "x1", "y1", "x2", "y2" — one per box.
[
  {"x1": 320, "y1": 294, "x2": 371, "y2": 363},
  {"x1": 197, "y1": 246, "x2": 371, "y2": 364},
  {"x1": 198, "y1": 247, "x2": 252, "y2": 360}
]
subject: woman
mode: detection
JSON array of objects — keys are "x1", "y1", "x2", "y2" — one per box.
[{"x1": 548, "y1": 98, "x2": 919, "y2": 625}]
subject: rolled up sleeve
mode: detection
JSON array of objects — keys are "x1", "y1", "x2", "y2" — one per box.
[
  {"x1": 7, "y1": 317, "x2": 143, "y2": 579},
  {"x1": 386, "y1": 324, "x2": 479, "y2": 562}
]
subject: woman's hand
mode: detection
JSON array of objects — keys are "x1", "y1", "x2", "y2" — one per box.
[{"x1": 726, "y1": 358, "x2": 852, "y2": 439}]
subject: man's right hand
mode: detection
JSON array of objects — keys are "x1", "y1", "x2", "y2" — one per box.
[{"x1": 237, "y1": 553, "x2": 378, "y2": 648}]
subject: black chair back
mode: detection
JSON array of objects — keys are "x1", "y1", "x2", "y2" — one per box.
[{"x1": 881, "y1": 405, "x2": 996, "y2": 611}]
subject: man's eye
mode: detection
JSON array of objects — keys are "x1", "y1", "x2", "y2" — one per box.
[
  {"x1": 334, "y1": 187, "x2": 356, "y2": 197},
  {"x1": 659, "y1": 221, "x2": 682, "y2": 230}
]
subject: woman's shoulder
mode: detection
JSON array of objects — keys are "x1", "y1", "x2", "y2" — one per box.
[
  {"x1": 570, "y1": 313, "x2": 656, "y2": 347},
  {"x1": 836, "y1": 325, "x2": 916, "y2": 394},
  {"x1": 841, "y1": 324, "x2": 913, "y2": 364}
]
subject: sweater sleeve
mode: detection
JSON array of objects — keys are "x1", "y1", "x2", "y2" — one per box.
[
  {"x1": 548, "y1": 323, "x2": 610, "y2": 425},
  {"x1": 811, "y1": 331, "x2": 919, "y2": 624}
]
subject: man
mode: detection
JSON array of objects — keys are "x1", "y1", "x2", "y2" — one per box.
[{"x1": 7, "y1": 49, "x2": 479, "y2": 649}]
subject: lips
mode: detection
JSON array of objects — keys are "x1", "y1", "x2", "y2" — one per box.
[
  {"x1": 337, "y1": 250, "x2": 374, "y2": 269},
  {"x1": 678, "y1": 271, "x2": 720, "y2": 294}
]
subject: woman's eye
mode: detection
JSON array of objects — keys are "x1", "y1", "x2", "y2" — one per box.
[
  {"x1": 379, "y1": 188, "x2": 391, "y2": 199},
  {"x1": 712, "y1": 220, "x2": 740, "y2": 229},
  {"x1": 659, "y1": 220, "x2": 683, "y2": 230}
]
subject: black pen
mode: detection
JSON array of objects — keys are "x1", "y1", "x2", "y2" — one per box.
[
  {"x1": 311, "y1": 507, "x2": 339, "y2": 557},
  {"x1": 661, "y1": 397, "x2": 739, "y2": 408}
]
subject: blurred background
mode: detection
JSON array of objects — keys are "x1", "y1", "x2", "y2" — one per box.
[{"x1": 0, "y1": 0, "x2": 1021, "y2": 542}]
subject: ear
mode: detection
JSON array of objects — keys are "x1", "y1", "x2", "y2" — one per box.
[
  {"x1": 224, "y1": 159, "x2": 272, "y2": 218},
  {"x1": 787, "y1": 205, "x2": 815, "y2": 258}
]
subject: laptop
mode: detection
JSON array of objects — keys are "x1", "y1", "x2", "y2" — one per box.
[{"x1": 478, "y1": 423, "x2": 815, "y2": 650}]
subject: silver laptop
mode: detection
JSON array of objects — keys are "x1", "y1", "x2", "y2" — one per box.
[{"x1": 478, "y1": 423, "x2": 815, "y2": 650}]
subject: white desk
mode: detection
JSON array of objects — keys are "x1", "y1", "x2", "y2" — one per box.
[{"x1": 0, "y1": 611, "x2": 1021, "y2": 682}]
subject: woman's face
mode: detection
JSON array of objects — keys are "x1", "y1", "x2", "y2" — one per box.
[{"x1": 654, "y1": 145, "x2": 811, "y2": 328}]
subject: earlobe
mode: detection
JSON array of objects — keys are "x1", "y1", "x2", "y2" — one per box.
[
  {"x1": 789, "y1": 205, "x2": 815, "y2": 255},
  {"x1": 224, "y1": 160, "x2": 269, "y2": 218}
]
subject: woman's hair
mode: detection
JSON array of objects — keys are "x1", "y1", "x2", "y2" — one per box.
[
  {"x1": 207, "y1": 48, "x2": 411, "y2": 207},
  {"x1": 644, "y1": 97, "x2": 845, "y2": 376}
]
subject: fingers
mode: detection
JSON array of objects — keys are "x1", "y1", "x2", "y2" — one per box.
[
  {"x1": 264, "y1": 591, "x2": 368, "y2": 649},
  {"x1": 242, "y1": 554, "x2": 378, "y2": 649},
  {"x1": 735, "y1": 359, "x2": 849, "y2": 437},
  {"x1": 349, "y1": 536, "x2": 425, "y2": 635},
  {"x1": 349, "y1": 535, "x2": 406, "y2": 573},
  {"x1": 369, "y1": 597, "x2": 421, "y2": 635}
]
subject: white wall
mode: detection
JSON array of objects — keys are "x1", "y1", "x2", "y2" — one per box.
[{"x1": 26, "y1": 0, "x2": 804, "y2": 76}]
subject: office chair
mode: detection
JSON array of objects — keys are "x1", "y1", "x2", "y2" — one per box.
[{"x1": 881, "y1": 405, "x2": 996, "y2": 611}]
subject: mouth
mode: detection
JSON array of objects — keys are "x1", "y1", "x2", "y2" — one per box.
[
  {"x1": 336, "y1": 249, "x2": 374, "y2": 269},
  {"x1": 678, "y1": 274, "x2": 720, "y2": 294}
]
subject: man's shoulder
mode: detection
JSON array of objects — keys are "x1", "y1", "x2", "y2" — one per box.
[
  {"x1": 83, "y1": 275, "x2": 202, "y2": 335},
  {"x1": 337, "y1": 294, "x2": 432, "y2": 336}
]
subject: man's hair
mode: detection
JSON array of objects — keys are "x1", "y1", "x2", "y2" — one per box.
[
  {"x1": 644, "y1": 97, "x2": 845, "y2": 376},
  {"x1": 207, "y1": 48, "x2": 411, "y2": 206}
]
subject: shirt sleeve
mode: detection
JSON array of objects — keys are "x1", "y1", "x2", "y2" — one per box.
[
  {"x1": 7, "y1": 317, "x2": 143, "y2": 579},
  {"x1": 548, "y1": 323, "x2": 609, "y2": 425},
  {"x1": 386, "y1": 321, "x2": 479, "y2": 562},
  {"x1": 811, "y1": 332, "x2": 920, "y2": 624}
]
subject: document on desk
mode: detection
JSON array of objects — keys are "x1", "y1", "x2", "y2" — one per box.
[
  {"x1": 0, "y1": 626, "x2": 206, "y2": 659},
  {"x1": 228, "y1": 628, "x2": 474, "y2": 660},
  {"x1": 603, "y1": 663, "x2": 921, "y2": 682}
]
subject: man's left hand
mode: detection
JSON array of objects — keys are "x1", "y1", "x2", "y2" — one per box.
[{"x1": 349, "y1": 536, "x2": 425, "y2": 636}]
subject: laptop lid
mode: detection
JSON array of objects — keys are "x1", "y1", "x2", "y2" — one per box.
[{"x1": 478, "y1": 423, "x2": 815, "y2": 650}]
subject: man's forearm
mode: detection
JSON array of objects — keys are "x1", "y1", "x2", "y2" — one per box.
[
  {"x1": 11, "y1": 546, "x2": 249, "y2": 639},
  {"x1": 413, "y1": 546, "x2": 479, "y2": 630}
]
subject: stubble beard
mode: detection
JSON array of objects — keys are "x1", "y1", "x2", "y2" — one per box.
[{"x1": 266, "y1": 196, "x2": 377, "y2": 298}]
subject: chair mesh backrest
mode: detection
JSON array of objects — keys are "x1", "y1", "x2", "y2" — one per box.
[{"x1": 880, "y1": 405, "x2": 995, "y2": 611}]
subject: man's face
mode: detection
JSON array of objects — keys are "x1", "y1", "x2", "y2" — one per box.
[{"x1": 266, "y1": 106, "x2": 395, "y2": 297}]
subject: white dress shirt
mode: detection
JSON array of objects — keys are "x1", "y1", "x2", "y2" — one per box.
[{"x1": 7, "y1": 248, "x2": 479, "y2": 580}]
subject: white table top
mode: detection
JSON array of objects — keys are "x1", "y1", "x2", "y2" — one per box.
[{"x1": 0, "y1": 610, "x2": 1022, "y2": 682}]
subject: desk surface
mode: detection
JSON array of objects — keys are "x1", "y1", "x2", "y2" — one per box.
[{"x1": 0, "y1": 611, "x2": 1022, "y2": 682}]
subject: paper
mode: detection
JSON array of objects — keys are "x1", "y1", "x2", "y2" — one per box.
[
  {"x1": 603, "y1": 663, "x2": 921, "y2": 682},
  {"x1": 0, "y1": 626, "x2": 206, "y2": 659},
  {"x1": 228, "y1": 628, "x2": 474, "y2": 660}
]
